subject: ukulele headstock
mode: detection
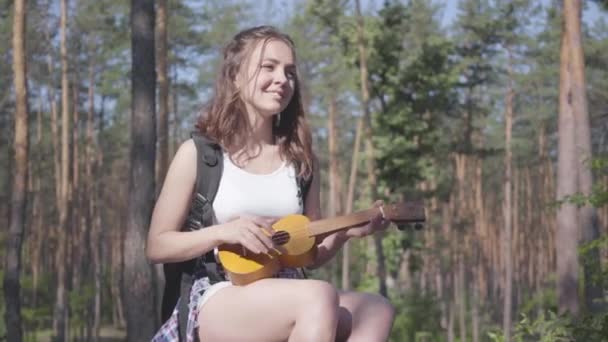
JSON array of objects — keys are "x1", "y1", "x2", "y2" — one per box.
[{"x1": 383, "y1": 201, "x2": 426, "y2": 225}]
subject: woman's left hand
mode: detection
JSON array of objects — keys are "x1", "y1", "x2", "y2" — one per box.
[{"x1": 344, "y1": 200, "x2": 391, "y2": 238}]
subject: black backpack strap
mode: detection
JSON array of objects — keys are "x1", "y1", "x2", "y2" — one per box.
[
  {"x1": 176, "y1": 133, "x2": 224, "y2": 341},
  {"x1": 296, "y1": 161, "x2": 313, "y2": 210},
  {"x1": 192, "y1": 133, "x2": 223, "y2": 227}
]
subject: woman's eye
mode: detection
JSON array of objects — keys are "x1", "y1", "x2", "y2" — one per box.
[
  {"x1": 261, "y1": 64, "x2": 274, "y2": 70},
  {"x1": 286, "y1": 71, "x2": 296, "y2": 79}
]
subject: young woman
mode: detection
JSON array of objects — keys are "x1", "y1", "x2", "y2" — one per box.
[{"x1": 147, "y1": 25, "x2": 395, "y2": 342}]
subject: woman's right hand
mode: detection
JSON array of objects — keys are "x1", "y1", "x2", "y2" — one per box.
[{"x1": 216, "y1": 215, "x2": 276, "y2": 254}]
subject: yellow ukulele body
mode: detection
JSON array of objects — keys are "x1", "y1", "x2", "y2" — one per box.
[{"x1": 217, "y1": 214, "x2": 317, "y2": 286}]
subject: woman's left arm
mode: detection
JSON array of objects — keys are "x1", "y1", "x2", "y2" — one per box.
[{"x1": 303, "y1": 159, "x2": 388, "y2": 269}]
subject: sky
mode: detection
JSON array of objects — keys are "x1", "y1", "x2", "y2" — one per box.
[
  {"x1": 437, "y1": 0, "x2": 606, "y2": 29},
  {"x1": 265, "y1": 0, "x2": 607, "y2": 32}
]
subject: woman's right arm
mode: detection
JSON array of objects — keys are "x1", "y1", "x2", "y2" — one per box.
[
  {"x1": 146, "y1": 139, "x2": 275, "y2": 264},
  {"x1": 146, "y1": 139, "x2": 221, "y2": 264}
]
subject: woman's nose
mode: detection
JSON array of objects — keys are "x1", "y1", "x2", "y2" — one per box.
[{"x1": 274, "y1": 68, "x2": 288, "y2": 84}]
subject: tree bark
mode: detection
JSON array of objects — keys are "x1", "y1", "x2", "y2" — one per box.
[
  {"x1": 72, "y1": 78, "x2": 82, "y2": 293},
  {"x1": 342, "y1": 118, "x2": 363, "y2": 290},
  {"x1": 564, "y1": 0, "x2": 603, "y2": 312},
  {"x1": 4, "y1": 1, "x2": 29, "y2": 340},
  {"x1": 354, "y1": 0, "x2": 387, "y2": 297},
  {"x1": 85, "y1": 50, "x2": 102, "y2": 341},
  {"x1": 124, "y1": 0, "x2": 158, "y2": 339},
  {"x1": 327, "y1": 90, "x2": 343, "y2": 287},
  {"x1": 502, "y1": 48, "x2": 514, "y2": 341},
  {"x1": 458, "y1": 256, "x2": 466, "y2": 342},
  {"x1": 53, "y1": 0, "x2": 72, "y2": 339},
  {"x1": 556, "y1": 5, "x2": 580, "y2": 315},
  {"x1": 327, "y1": 92, "x2": 341, "y2": 219},
  {"x1": 156, "y1": 0, "x2": 169, "y2": 193}
]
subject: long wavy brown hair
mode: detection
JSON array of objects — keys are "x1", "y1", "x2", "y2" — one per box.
[{"x1": 196, "y1": 26, "x2": 314, "y2": 179}]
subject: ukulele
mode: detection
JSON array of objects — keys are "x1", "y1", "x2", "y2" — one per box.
[{"x1": 217, "y1": 201, "x2": 426, "y2": 285}]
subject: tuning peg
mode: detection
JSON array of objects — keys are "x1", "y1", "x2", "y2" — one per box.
[{"x1": 396, "y1": 223, "x2": 424, "y2": 231}]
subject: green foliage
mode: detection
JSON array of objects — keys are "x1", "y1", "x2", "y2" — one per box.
[
  {"x1": 556, "y1": 156, "x2": 608, "y2": 208},
  {"x1": 68, "y1": 283, "x2": 95, "y2": 336},
  {"x1": 390, "y1": 289, "x2": 443, "y2": 342},
  {"x1": 370, "y1": 0, "x2": 456, "y2": 196},
  {"x1": 489, "y1": 311, "x2": 608, "y2": 342},
  {"x1": 20, "y1": 272, "x2": 54, "y2": 334},
  {"x1": 488, "y1": 312, "x2": 571, "y2": 342},
  {"x1": 580, "y1": 234, "x2": 608, "y2": 299},
  {"x1": 519, "y1": 286, "x2": 558, "y2": 316}
]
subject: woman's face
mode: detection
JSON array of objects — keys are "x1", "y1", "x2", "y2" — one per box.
[{"x1": 237, "y1": 39, "x2": 296, "y2": 120}]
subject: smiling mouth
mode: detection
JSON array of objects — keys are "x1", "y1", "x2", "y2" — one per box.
[{"x1": 268, "y1": 91, "x2": 284, "y2": 99}]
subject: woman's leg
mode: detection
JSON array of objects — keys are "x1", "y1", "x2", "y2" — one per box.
[
  {"x1": 336, "y1": 291, "x2": 395, "y2": 342},
  {"x1": 198, "y1": 278, "x2": 340, "y2": 342}
]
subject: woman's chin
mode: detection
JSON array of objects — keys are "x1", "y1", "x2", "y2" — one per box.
[{"x1": 257, "y1": 105, "x2": 284, "y2": 117}]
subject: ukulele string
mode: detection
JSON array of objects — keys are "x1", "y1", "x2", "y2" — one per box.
[{"x1": 270, "y1": 209, "x2": 382, "y2": 240}]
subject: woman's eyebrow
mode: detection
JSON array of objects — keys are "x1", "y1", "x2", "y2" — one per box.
[{"x1": 262, "y1": 58, "x2": 295, "y2": 68}]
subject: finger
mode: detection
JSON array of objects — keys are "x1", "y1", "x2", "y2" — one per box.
[
  {"x1": 249, "y1": 216, "x2": 272, "y2": 230},
  {"x1": 241, "y1": 239, "x2": 261, "y2": 254},
  {"x1": 243, "y1": 231, "x2": 267, "y2": 254},
  {"x1": 245, "y1": 226, "x2": 273, "y2": 252},
  {"x1": 259, "y1": 221, "x2": 276, "y2": 235},
  {"x1": 264, "y1": 217, "x2": 279, "y2": 233},
  {"x1": 249, "y1": 225, "x2": 275, "y2": 250},
  {"x1": 243, "y1": 241, "x2": 262, "y2": 255}
]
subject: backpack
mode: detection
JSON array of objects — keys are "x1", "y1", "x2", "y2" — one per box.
[{"x1": 160, "y1": 133, "x2": 313, "y2": 340}]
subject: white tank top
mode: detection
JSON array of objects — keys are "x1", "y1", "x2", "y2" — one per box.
[{"x1": 212, "y1": 153, "x2": 303, "y2": 224}]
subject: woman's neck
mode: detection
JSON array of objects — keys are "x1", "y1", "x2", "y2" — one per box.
[
  {"x1": 244, "y1": 107, "x2": 276, "y2": 150},
  {"x1": 226, "y1": 108, "x2": 278, "y2": 161}
]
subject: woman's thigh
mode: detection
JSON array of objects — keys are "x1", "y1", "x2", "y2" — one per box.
[{"x1": 197, "y1": 278, "x2": 337, "y2": 342}]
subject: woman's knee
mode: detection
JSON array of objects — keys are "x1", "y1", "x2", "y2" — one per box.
[
  {"x1": 349, "y1": 293, "x2": 395, "y2": 341},
  {"x1": 302, "y1": 280, "x2": 340, "y2": 313},
  {"x1": 290, "y1": 281, "x2": 340, "y2": 341},
  {"x1": 373, "y1": 294, "x2": 395, "y2": 323}
]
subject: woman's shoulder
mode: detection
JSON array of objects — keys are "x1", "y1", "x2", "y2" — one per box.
[
  {"x1": 177, "y1": 139, "x2": 196, "y2": 157},
  {"x1": 169, "y1": 139, "x2": 197, "y2": 170}
]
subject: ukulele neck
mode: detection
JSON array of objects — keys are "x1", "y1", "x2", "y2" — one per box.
[{"x1": 307, "y1": 207, "x2": 381, "y2": 237}]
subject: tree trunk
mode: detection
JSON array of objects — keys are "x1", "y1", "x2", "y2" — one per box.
[
  {"x1": 72, "y1": 79, "x2": 82, "y2": 293},
  {"x1": 154, "y1": 0, "x2": 170, "y2": 322},
  {"x1": 556, "y1": 6, "x2": 580, "y2": 315},
  {"x1": 342, "y1": 118, "x2": 363, "y2": 290},
  {"x1": 327, "y1": 92, "x2": 341, "y2": 219},
  {"x1": 354, "y1": 0, "x2": 386, "y2": 297},
  {"x1": 85, "y1": 51, "x2": 103, "y2": 341},
  {"x1": 502, "y1": 48, "x2": 514, "y2": 341},
  {"x1": 111, "y1": 231, "x2": 126, "y2": 329},
  {"x1": 439, "y1": 202, "x2": 451, "y2": 331},
  {"x1": 564, "y1": 0, "x2": 603, "y2": 312},
  {"x1": 124, "y1": 0, "x2": 158, "y2": 339},
  {"x1": 447, "y1": 301, "x2": 454, "y2": 342},
  {"x1": 472, "y1": 279, "x2": 479, "y2": 342},
  {"x1": 4, "y1": 1, "x2": 29, "y2": 340},
  {"x1": 458, "y1": 257, "x2": 466, "y2": 342},
  {"x1": 156, "y1": 0, "x2": 169, "y2": 192},
  {"x1": 327, "y1": 90, "x2": 344, "y2": 287},
  {"x1": 53, "y1": 0, "x2": 72, "y2": 339}
]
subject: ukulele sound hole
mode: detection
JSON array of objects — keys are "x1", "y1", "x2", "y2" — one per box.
[{"x1": 272, "y1": 231, "x2": 290, "y2": 246}]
